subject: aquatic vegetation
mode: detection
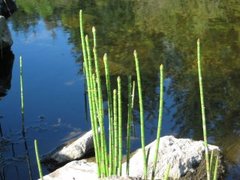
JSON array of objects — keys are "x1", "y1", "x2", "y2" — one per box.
[
  {"x1": 151, "y1": 64, "x2": 164, "y2": 180},
  {"x1": 126, "y1": 76, "x2": 135, "y2": 175},
  {"x1": 20, "y1": 57, "x2": 43, "y2": 179},
  {"x1": 197, "y1": 39, "x2": 220, "y2": 180},
  {"x1": 133, "y1": 50, "x2": 147, "y2": 179},
  {"x1": 34, "y1": 139, "x2": 43, "y2": 180},
  {"x1": 79, "y1": 9, "x2": 221, "y2": 179},
  {"x1": 29, "y1": 9, "x2": 220, "y2": 180},
  {"x1": 79, "y1": 9, "x2": 164, "y2": 179}
]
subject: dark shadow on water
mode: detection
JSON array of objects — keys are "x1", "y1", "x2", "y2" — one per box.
[{"x1": 0, "y1": 47, "x2": 14, "y2": 100}]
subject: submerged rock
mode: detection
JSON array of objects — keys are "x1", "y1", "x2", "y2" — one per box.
[
  {"x1": 42, "y1": 135, "x2": 224, "y2": 179},
  {"x1": 41, "y1": 130, "x2": 95, "y2": 170},
  {"x1": 0, "y1": 16, "x2": 12, "y2": 49}
]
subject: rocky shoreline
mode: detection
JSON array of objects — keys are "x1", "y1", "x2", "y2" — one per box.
[{"x1": 41, "y1": 130, "x2": 225, "y2": 179}]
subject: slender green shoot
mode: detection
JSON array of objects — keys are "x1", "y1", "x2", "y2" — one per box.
[
  {"x1": 213, "y1": 155, "x2": 219, "y2": 180},
  {"x1": 113, "y1": 89, "x2": 118, "y2": 175},
  {"x1": 134, "y1": 50, "x2": 147, "y2": 179},
  {"x1": 79, "y1": 10, "x2": 87, "y2": 66},
  {"x1": 151, "y1": 64, "x2": 164, "y2": 180},
  {"x1": 163, "y1": 164, "x2": 171, "y2": 180},
  {"x1": 197, "y1": 38, "x2": 210, "y2": 180},
  {"x1": 126, "y1": 76, "x2": 133, "y2": 175},
  {"x1": 92, "y1": 26, "x2": 108, "y2": 176},
  {"x1": 117, "y1": 76, "x2": 122, "y2": 175},
  {"x1": 209, "y1": 150, "x2": 214, "y2": 173},
  {"x1": 34, "y1": 139, "x2": 43, "y2": 180},
  {"x1": 80, "y1": 10, "x2": 102, "y2": 177},
  {"x1": 103, "y1": 53, "x2": 114, "y2": 175}
]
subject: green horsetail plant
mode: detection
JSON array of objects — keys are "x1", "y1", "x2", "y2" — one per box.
[
  {"x1": 84, "y1": 33, "x2": 102, "y2": 177},
  {"x1": 126, "y1": 76, "x2": 136, "y2": 175},
  {"x1": 117, "y1": 76, "x2": 122, "y2": 175},
  {"x1": 213, "y1": 155, "x2": 219, "y2": 180},
  {"x1": 80, "y1": 10, "x2": 102, "y2": 177},
  {"x1": 34, "y1": 139, "x2": 43, "y2": 180},
  {"x1": 134, "y1": 50, "x2": 147, "y2": 179},
  {"x1": 197, "y1": 39, "x2": 210, "y2": 180},
  {"x1": 79, "y1": 10, "x2": 87, "y2": 70},
  {"x1": 151, "y1": 64, "x2": 164, "y2": 180},
  {"x1": 103, "y1": 53, "x2": 114, "y2": 175},
  {"x1": 209, "y1": 150, "x2": 214, "y2": 173},
  {"x1": 92, "y1": 26, "x2": 108, "y2": 176},
  {"x1": 163, "y1": 164, "x2": 171, "y2": 180},
  {"x1": 113, "y1": 89, "x2": 118, "y2": 175}
]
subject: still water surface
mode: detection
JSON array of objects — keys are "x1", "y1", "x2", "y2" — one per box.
[{"x1": 0, "y1": 0, "x2": 240, "y2": 179}]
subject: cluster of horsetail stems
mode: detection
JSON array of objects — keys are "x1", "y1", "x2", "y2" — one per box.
[
  {"x1": 24, "y1": 11, "x2": 219, "y2": 179},
  {"x1": 15, "y1": 10, "x2": 219, "y2": 180},
  {"x1": 79, "y1": 9, "x2": 219, "y2": 179},
  {"x1": 79, "y1": 9, "x2": 155, "y2": 178}
]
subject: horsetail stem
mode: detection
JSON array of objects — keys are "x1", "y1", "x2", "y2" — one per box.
[
  {"x1": 80, "y1": 10, "x2": 102, "y2": 177},
  {"x1": 213, "y1": 155, "x2": 219, "y2": 180},
  {"x1": 126, "y1": 76, "x2": 132, "y2": 175},
  {"x1": 197, "y1": 39, "x2": 210, "y2": 180},
  {"x1": 113, "y1": 89, "x2": 118, "y2": 175},
  {"x1": 134, "y1": 50, "x2": 147, "y2": 179},
  {"x1": 103, "y1": 53, "x2": 114, "y2": 175},
  {"x1": 79, "y1": 10, "x2": 87, "y2": 66},
  {"x1": 151, "y1": 64, "x2": 164, "y2": 180},
  {"x1": 117, "y1": 76, "x2": 122, "y2": 175},
  {"x1": 84, "y1": 34, "x2": 102, "y2": 176},
  {"x1": 163, "y1": 164, "x2": 171, "y2": 180},
  {"x1": 34, "y1": 139, "x2": 43, "y2": 180},
  {"x1": 92, "y1": 26, "x2": 108, "y2": 176}
]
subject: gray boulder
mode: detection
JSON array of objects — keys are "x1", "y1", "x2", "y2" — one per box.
[
  {"x1": 0, "y1": 15, "x2": 12, "y2": 49},
  {"x1": 121, "y1": 136, "x2": 224, "y2": 179},
  {"x1": 41, "y1": 130, "x2": 95, "y2": 170}
]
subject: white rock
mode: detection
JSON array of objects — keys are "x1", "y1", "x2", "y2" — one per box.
[
  {"x1": 42, "y1": 159, "x2": 98, "y2": 180},
  {"x1": 42, "y1": 130, "x2": 94, "y2": 166},
  {"x1": 0, "y1": 15, "x2": 12, "y2": 49},
  {"x1": 122, "y1": 135, "x2": 220, "y2": 179}
]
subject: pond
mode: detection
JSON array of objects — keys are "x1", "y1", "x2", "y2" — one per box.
[{"x1": 0, "y1": 0, "x2": 240, "y2": 179}]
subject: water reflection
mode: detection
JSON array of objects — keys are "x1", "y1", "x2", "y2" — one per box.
[
  {"x1": 0, "y1": 48, "x2": 14, "y2": 99},
  {"x1": 0, "y1": 110, "x2": 33, "y2": 180}
]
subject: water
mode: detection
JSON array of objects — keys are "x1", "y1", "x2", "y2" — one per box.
[{"x1": 1, "y1": 0, "x2": 240, "y2": 179}]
